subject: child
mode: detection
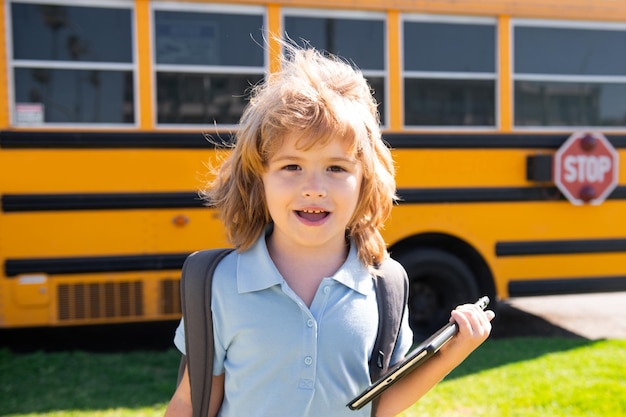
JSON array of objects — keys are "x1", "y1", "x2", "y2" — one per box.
[{"x1": 164, "y1": 44, "x2": 494, "y2": 417}]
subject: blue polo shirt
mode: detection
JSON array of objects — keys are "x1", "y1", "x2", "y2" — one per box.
[{"x1": 174, "y1": 234, "x2": 413, "y2": 416}]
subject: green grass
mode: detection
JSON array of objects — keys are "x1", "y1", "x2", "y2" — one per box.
[
  {"x1": 401, "y1": 338, "x2": 626, "y2": 417},
  {"x1": 1, "y1": 338, "x2": 625, "y2": 417},
  {"x1": 0, "y1": 349, "x2": 179, "y2": 417}
]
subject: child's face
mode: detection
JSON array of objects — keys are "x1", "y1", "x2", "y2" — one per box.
[{"x1": 262, "y1": 134, "x2": 363, "y2": 252}]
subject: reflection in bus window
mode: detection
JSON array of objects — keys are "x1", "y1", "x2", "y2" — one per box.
[
  {"x1": 404, "y1": 21, "x2": 494, "y2": 73},
  {"x1": 154, "y1": 7, "x2": 265, "y2": 126},
  {"x1": 515, "y1": 81, "x2": 626, "y2": 127},
  {"x1": 10, "y1": 2, "x2": 134, "y2": 125},
  {"x1": 157, "y1": 73, "x2": 263, "y2": 125},
  {"x1": 14, "y1": 68, "x2": 134, "y2": 124},
  {"x1": 514, "y1": 22, "x2": 626, "y2": 127},
  {"x1": 405, "y1": 79, "x2": 495, "y2": 126},
  {"x1": 403, "y1": 16, "x2": 496, "y2": 127},
  {"x1": 11, "y1": 3, "x2": 132, "y2": 62},
  {"x1": 515, "y1": 26, "x2": 626, "y2": 75},
  {"x1": 154, "y1": 11, "x2": 263, "y2": 66}
]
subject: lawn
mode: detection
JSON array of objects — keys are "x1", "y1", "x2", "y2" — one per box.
[
  {"x1": 1, "y1": 338, "x2": 625, "y2": 417},
  {"x1": 401, "y1": 338, "x2": 626, "y2": 417}
]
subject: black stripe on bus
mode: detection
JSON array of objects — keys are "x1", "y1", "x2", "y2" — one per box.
[
  {"x1": 5, "y1": 253, "x2": 190, "y2": 277},
  {"x1": 3, "y1": 131, "x2": 626, "y2": 150},
  {"x1": 399, "y1": 186, "x2": 563, "y2": 203},
  {"x1": 0, "y1": 131, "x2": 234, "y2": 149},
  {"x1": 384, "y1": 133, "x2": 626, "y2": 149},
  {"x1": 398, "y1": 186, "x2": 626, "y2": 203},
  {"x1": 496, "y1": 238, "x2": 626, "y2": 257},
  {"x1": 2, "y1": 192, "x2": 206, "y2": 212},
  {"x1": 508, "y1": 276, "x2": 626, "y2": 297},
  {"x1": 4, "y1": 186, "x2": 626, "y2": 212}
]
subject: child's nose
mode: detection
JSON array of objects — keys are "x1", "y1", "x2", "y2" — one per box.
[{"x1": 302, "y1": 174, "x2": 327, "y2": 198}]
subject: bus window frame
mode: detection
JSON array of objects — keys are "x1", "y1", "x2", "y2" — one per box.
[
  {"x1": 151, "y1": 1, "x2": 268, "y2": 130},
  {"x1": 401, "y1": 13, "x2": 498, "y2": 131},
  {"x1": 7, "y1": 0, "x2": 138, "y2": 128},
  {"x1": 281, "y1": 7, "x2": 388, "y2": 129},
  {"x1": 512, "y1": 18, "x2": 626, "y2": 131}
]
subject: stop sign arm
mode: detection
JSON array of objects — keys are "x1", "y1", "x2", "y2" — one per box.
[{"x1": 526, "y1": 154, "x2": 553, "y2": 182}]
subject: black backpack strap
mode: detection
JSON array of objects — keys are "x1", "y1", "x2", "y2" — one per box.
[
  {"x1": 178, "y1": 248, "x2": 233, "y2": 417},
  {"x1": 369, "y1": 258, "x2": 409, "y2": 415}
]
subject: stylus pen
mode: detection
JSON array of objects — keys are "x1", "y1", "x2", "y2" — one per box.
[{"x1": 434, "y1": 296, "x2": 490, "y2": 343}]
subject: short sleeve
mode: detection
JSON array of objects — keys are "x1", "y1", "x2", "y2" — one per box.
[{"x1": 173, "y1": 318, "x2": 185, "y2": 354}]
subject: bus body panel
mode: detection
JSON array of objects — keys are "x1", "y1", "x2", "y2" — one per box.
[{"x1": 2, "y1": 0, "x2": 626, "y2": 330}]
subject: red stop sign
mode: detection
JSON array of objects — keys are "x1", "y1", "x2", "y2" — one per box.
[{"x1": 554, "y1": 132, "x2": 619, "y2": 205}]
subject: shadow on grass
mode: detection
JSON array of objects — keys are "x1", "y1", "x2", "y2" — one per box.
[
  {"x1": 445, "y1": 300, "x2": 594, "y2": 380},
  {"x1": 490, "y1": 300, "x2": 586, "y2": 340}
]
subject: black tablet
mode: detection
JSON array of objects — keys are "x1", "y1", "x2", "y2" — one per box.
[{"x1": 347, "y1": 296, "x2": 490, "y2": 410}]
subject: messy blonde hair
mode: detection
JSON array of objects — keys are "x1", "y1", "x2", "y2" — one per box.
[{"x1": 203, "y1": 44, "x2": 396, "y2": 267}]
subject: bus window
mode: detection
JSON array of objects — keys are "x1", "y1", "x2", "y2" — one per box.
[
  {"x1": 153, "y1": 4, "x2": 266, "y2": 126},
  {"x1": 283, "y1": 9, "x2": 387, "y2": 126},
  {"x1": 514, "y1": 20, "x2": 626, "y2": 128},
  {"x1": 402, "y1": 15, "x2": 496, "y2": 128},
  {"x1": 10, "y1": 2, "x2": 134, "y2": 126}
]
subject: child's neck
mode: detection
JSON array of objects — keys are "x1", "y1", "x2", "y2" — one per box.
[{"x1": 266, "y1": 235, "x2": 349, "y2": 307}]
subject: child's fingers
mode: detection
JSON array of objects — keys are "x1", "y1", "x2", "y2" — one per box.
[
  {"x1": 450, "y1": 305, "x2": 493, "y2": 338},
  {"x1": 485, "y1": 309, "x2": 496, "y2": 321}
]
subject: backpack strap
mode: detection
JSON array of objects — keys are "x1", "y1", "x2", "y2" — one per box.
[
  {"x1": 369, "y1": 258, "x2": 409, "y2": 415},
  {"x1": 178, "y1": 248, "x2": 233, "y2": 417},
  {"x1": 369, "y1": 258, "x2": 409, "y2": 380}
]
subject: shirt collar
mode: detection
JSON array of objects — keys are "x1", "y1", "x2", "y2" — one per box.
[
  {"x1": 236, "y1": 228, "x2": 373, "y2": 296},
  {"x1": 330, "y1": 244, "x2": 373, "y2": 296},
  {"x1": 237, "y1": 234, "x2": 283, "y2": 293}
]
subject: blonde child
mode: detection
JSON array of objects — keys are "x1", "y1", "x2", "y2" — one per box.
[{"x1": 164, "y1": 44, "x2": 494, "y2": 417}]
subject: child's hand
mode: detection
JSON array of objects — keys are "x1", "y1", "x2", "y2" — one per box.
[{"x1": 444, "y1": 303, "x2": 495, "y2": 356}]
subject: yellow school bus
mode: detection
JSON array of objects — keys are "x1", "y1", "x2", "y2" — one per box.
[{"x1": 1, "y1": 0, "x2": 625, "y2": 339}]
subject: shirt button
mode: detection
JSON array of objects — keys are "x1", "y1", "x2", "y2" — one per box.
[
  {"x1": 307, "y1": 319, "x2": 314, "y2": 328},
  {"x1": 304, "y1": 356, "x2": 313, "y2": 366},
  {"x1": 323, "y1": 286, "x2": 330, "y2": 294}
]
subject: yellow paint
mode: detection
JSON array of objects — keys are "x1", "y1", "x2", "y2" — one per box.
[
  {"x1": 135, "y1": 0, "x2": 155, "y2": 129},
  {"x1": 267, "y1": 4, "x2": 282, "y2": 74},
  {"x1": 497, "y1": 15, "x2": 512, "y2": 132},
  {"x1": 387, "y1": 10, "x2": 402, "y2": 130},
  {"x1": 2, "y1": 0, "x2": 626, "y2": 327},
  {"x1": 204, "y1": 0, "x2": 626, "y2": 21}
]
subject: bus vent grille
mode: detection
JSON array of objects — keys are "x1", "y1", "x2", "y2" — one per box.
[
  {"x1": 58, "y1": 281, "x2": 144, "y2": 321},
  {"x1": 160, "y1": 279, "x2": 181, "y2": 315}
]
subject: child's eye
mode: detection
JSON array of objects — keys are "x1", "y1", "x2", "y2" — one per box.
[
  {"x1": 283, "y1": 164, "x2": 300, "y2": 171},
  {"x1": 328, "y1": 165, "x2": 346, "y2": 173}
]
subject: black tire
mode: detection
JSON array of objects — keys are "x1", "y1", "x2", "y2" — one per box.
[{"x1": 395, "y1": 248, "x2": 480, "y2": 343}]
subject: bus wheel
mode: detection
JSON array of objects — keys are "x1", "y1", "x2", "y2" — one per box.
[{"x1": 395, "y1": 248, "x2": 480, "y2": 343}]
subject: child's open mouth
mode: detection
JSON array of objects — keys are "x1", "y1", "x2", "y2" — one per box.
[{"x1": 296, "y1": 209, "x2": 330, "y2": 222}]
